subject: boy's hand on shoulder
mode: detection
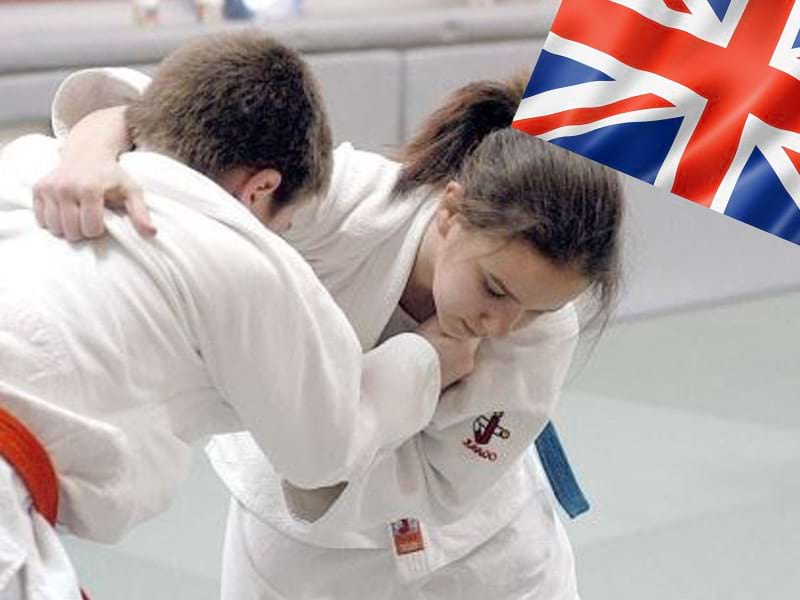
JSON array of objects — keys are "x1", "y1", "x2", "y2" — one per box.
[{"x1": 33, "y1": 159, "x2": 156, "y2": 241}]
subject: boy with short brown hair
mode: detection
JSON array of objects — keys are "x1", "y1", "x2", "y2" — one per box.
[
  {"x1": 127, "y1": 31, "x2": 332, "y2": 211},
  {"x1": 0, "y1": 31, "x2": 473, "y2": 600}
]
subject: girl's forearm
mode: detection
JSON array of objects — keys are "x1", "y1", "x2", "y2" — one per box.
[{"x1": 60, "y1": 105, "x2": 132, "y2": 163}]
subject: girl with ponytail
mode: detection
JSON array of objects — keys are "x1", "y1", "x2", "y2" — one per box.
[
  {"x1": 395, "y1": 74, "x2": 621, "y2": 334},
  {"x1": 34, "y1": 60, "x2": 623, "y2": 599}
]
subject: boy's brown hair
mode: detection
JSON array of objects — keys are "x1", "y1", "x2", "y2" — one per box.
[{"x1": 126, "y1": 31, "x2": 332, "y2": 211}]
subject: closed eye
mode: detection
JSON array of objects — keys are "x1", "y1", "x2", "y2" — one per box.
[{"x1": 484, "y1": 279, "x2": 507, "y2": 299}]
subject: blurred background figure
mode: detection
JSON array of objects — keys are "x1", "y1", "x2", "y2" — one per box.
[
  {"x1": 223, "y1": 0, "x2": 302, "y2": 21},
  {"x1": 194, "y1": 0, "x2": 224, "y2": 23},
  {"x1": 132, "y1": 0, "x2": 160, "y2": 25}
]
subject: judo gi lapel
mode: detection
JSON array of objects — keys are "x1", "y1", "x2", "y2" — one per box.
[{"x1": 284, "y1": 143, "x2": 439, "y2": 349}]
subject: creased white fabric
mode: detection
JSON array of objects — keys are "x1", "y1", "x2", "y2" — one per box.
[
  {"x1": 207, "y1": 143, "x2": 579, "y2": 580},
  {"x1": 0, "y1": 132, "x2": 440, "y2": 597},
  {"x1": 0, "y1": 459, "x2": 82, "y2": 600},
  {"x1": 50, "y1": 68, "x2": 581, "y2": 596}
]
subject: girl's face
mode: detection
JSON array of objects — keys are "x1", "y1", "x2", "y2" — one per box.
[{"x1": 430, "y1": 185, "x2": 590, "y2": 340}]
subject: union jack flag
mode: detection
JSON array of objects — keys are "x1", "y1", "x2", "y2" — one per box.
[{"x1": 513, "y1": 0, "x2": 800, "y2": 246}]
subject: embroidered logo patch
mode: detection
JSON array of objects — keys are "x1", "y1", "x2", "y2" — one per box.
[
  {"x1": 391, "y1": 518, "x2": 425, "y2": 555},
  {"x1": 463, "y1": 412, "x2": 510, "y2": 462},
  {"x1": 473, "y1": 411, "x2": 510, "y2": 445}
]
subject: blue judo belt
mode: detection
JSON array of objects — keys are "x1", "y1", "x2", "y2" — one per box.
[{"x1": 533, "y1": 421, "x2": 590, "y2": 519}]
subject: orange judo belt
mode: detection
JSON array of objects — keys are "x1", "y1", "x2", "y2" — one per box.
[{"x1": 0, "y1": 404, "x2": 90, "y2": 600}]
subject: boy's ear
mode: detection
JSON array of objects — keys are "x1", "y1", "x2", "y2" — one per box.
[{"x1": 239, "y1": 168, "x2": 283, "y2": 210}]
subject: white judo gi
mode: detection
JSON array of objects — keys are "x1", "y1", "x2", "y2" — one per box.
[
  {"x1": 0, "y1": 134, "x2": 441, "y2": 599},
  {"x1": 51, "y1": 68, "x2": 584, "y2": 599}
]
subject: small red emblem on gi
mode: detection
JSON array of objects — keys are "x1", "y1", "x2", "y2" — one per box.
[{"x1": 391, "y1": 518, "x2": 425, "y2": 555}]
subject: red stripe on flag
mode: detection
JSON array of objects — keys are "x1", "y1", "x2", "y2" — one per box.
[
  {"x1": 672, "y1": 0, "x2": 796, "y2": 205},
  {"x1": 784, "y1": 147, "x2": 800, "y2": 174},
  {"x1": 671, "y1": 103, "x2": 748, "y2": 206},
  {"x1": 551, "y1": 0, "x2": 800, "y2": 205},
  {"x1": 514, "y1": 94, "x2": 674, "y2": 136},
  {"x1": 663, "y1": 0, "x2": 691, "y2": 14}
]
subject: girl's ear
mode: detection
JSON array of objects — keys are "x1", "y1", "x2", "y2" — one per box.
[{"x1": 436, "y1": 180, "x2": 465, "y2": 237}]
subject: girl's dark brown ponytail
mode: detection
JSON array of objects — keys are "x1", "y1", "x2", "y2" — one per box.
[{"x1": 394, "y1": 74, "x2": 527, "y2": 196}]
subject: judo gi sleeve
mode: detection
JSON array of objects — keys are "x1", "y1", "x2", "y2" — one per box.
[
  {"x1": 286, "y1": 307, "x2": 580, "y2": 528},
  {"x1": 50, "y1": 67, "x2": 445, "y2": 488},
  {"x1": 51, "y1": 68, "x2": 152, "y2": 140},
  {"x1": 182, "y1": 229, "x2": 441, "y2": 490}
]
